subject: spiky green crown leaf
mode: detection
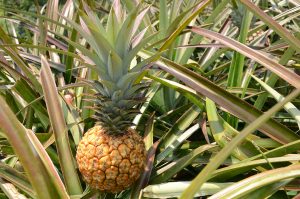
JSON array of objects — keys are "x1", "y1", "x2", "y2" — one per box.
[{"x1": 66, "y1": 1, "x2": 156, "y2": 134}]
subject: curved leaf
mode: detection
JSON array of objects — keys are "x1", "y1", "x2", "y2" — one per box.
[
  {"x1": 142, "y1": 182, "x2": 234, "y2": 198},
  {"x1": 180, "y1": 89, "x2": 300, "y2": 198},
  {"x1": 239, "y1": 0, "x2": 300, "y2": 52},
  {"x1": 40, "y1": 56, "x2": 82, "y2": 195},
  {"x1": 139, "y1": 50, "x2": 300, "y2": 144},
  {"x1": 0, "y1": 96, "x2": 68, "y2": 199},
  {"x1": 188, "y1": 27, "x2": 300, "y2": 88},
  {"x1": 209, "y1": 163, "x2": 300, "y2": 199}
]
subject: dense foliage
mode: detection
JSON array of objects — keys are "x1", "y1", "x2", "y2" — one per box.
[{"x1": 0, "y1": 0, "x2": 299, "y2": 198}]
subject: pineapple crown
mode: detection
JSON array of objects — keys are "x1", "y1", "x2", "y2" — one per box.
[{"x1": 64, "y1": 1, "x2": 156, "y2": 134}]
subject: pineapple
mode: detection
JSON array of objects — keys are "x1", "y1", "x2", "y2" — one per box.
[
  {"x1": 76, "y1": 127, "x2": 146, "y2": 193},
  {"x1": 72, "y1": 1, "x2": 154, "y2": 193}
]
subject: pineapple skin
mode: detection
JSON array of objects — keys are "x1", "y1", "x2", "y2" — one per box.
[{"x1": 76, "y1": 126, "x2": 146, "y2": 193}]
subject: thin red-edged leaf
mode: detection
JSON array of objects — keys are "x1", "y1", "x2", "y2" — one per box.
[
  {"x1": 0, "y1": 96, "x2": 64, "y2": 199},
  {"x1": 46, "y1": 0, "x2": 59, "y2": 31},
  {"x1": 239, "y1": 0, "x2": 300, "y2": 52},
  {"x1": 139, "y1": 50, "x2": 299, "y2": 144},
  {"x1": 200, "y1": 113, "x2": 210, "y2": 144},
  {"x1": 26, "y1": 130, "x2": 68, "y2": 196},
  {"x1": 112, "y1": 0, "x2": 122, "y2": 22},
  {"x1": 131, "y1": 6, "x2": 150, "y2": 40},
  {"x1": 159, "y1": 0, "x2": 212, "y2": 52},
  {"x1": 188, "y1": 27, "x2": 300, "y2": 88},
  {"x1": 59, "y1": 0, "x2": 74, "y2": 22},
  {"x1": 130, "y1": 141, "x2": 160, "y2": 199},
  {"x1": 40, "y1": 56, "x2": 82, "y2": 195}
]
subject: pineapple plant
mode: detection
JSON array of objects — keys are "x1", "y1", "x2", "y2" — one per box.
[
  {"x1": 72, "y1": 1, "x2": 154, "y2": 193},
  {"x1": 1, "y1": 0, "x2": 300, "y2": 198}
]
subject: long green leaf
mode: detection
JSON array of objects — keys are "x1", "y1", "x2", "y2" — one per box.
[
  {"x1": 241, "y1": 181, "x2": 291, "y2": 199},
  {"x1": 151, "y1": 144, "x2": 217, "y2": 184},
  {"x1": 27, "y1": 130, "x2": 69, "y2": 197},
  {"x1": 0, "y1": 96, "x2": 65, "y2": 199},
  {"x1": 156, "y1": 123, "x2": 200, "y2": 165},
  {"x1": 226, "y1": 2, "x2": 255, "y2": 126},
  {"x1": 227, "y1": 3, "x2": 253, "y2": 89},
  {"x1": 158, "y1": 105, "x2": 201, "y2": 151},
  {"x1": 209, "y1": 163, "x2": 300, "y2": 199},
  {"x1": 148, "y1": 74, "x2": 205, "y2": 109},
  {"x1": 159, "y1": 0, "x2": 212, "y2": 52},
  {"x1": 142, "y1": 182, "x2": 234, "y2": 198},
  {"x1": 254, "y1": 47, "x2": 295, "y2": 110},
  {"x1": 0, "y1": 27, "x2": 43, "y2": 94},
  {"x1": 0, "y1": 162, "x2": 33, "y2": 196},
  {"x1": 159, "y1": 0, "x2": 168, "y2": 39},
  {"x1": 211, "y1": 156, "x2": 300, "y2": 181},
  {"x1": 65, "y1": 10, "x2": 79, "y2": 83},
  {"x1": 179, "y1": 0, "x2": 231, "y2": 64},
  {"x1": 239, "y1": 0, "x2": 300, "y2": 52},
  {"x1": 188, "y1": 27, "x2": 300, "y2": 88},
  {"x1": 252, "y1": 75, "x2": 300, "y2": 129},
  {"x1": 13, "y1": 79, "x2": 49, "y2": 128},
  {"x1": 139, "y1": 50, "x2": 300, "y2": 144},
  {"x1": 206, "y1": 98, "x2": 260, "y2": 160},
  {"x1": 40, "y1": 56, "x2": 82, "y2": 195},
  {"x1": 179, "y1": 88, "x2": 300, "y2": 198}
]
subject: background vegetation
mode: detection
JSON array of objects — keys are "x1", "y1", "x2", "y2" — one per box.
[{"x1": 0, "y1": 0, "x2": 299, "y2": 198}]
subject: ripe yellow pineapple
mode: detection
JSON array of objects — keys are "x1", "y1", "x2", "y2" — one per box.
[
  {"x1": 76, "y1": 127, "x2": 146, "y2": 193},
  {"x1": 71, "y1": 1, "x2": 154, "y2": 193}
]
